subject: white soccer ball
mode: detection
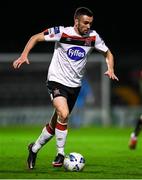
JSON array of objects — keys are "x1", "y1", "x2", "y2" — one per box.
[{"x1": 63, "y1": 152, "x2": 85, "y2": 172}]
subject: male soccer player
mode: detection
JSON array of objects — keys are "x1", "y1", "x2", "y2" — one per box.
[
  {"x1": 13, "y1": 7, "x2": 119, "y2": 169},
  {"x1": 129, "y1": 114, "x2": 142, "y2": 149}
]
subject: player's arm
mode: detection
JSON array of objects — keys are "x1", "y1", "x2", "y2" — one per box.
[
  {"x1": 102, "y1": 49, "x2": 119, "y2": 81},
  {"x1": 13, "y1": 32, "x2": 45, "y2": 69},
  {"x1": 94, "y1": 31, "x2": 119, "y2": 81}
]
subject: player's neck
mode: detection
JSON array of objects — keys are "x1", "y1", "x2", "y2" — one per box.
[
  {"x1": 73, "y1": 26, "x2": 82, "y2": 36},
  {"x1": 73, "y1": 26, "x2": 88, "y2": 37}
]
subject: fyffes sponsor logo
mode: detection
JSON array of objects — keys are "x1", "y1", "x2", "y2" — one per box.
[{"x1": 67, "y1": 47, "x2": 85, "y2": 61}]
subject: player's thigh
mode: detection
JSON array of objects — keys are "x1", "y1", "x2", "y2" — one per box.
[{"x1": 53, "y1": 96, "x2": 69, "y2": 119}]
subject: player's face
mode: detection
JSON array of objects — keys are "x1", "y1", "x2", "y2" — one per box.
[{"x1": 75, "y1": 15, "x2": 93, "y2": 35}]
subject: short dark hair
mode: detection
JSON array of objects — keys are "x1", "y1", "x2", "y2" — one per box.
[{"x1": 74, "y1": 7, "x2": 93, "y2": 19}]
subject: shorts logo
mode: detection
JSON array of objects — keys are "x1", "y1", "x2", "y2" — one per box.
[
  {"x1": 67, "y1": 47, "x2": 86, "y2": 61},
  {"x1": 53, "y1": 88, "x2": 60, "y2": 97}
]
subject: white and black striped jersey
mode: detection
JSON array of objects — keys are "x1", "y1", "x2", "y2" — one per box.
[{"x1": 43, "y1": 26, "x2": 108, "y2": 87}]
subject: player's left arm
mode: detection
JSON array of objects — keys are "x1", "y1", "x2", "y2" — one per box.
[
  {"x1": 102, "y1": 49, "x2": 119, "y2": 81},
  {"x1": 94, "y1": 31, "x2": 119, "y2": 81}
]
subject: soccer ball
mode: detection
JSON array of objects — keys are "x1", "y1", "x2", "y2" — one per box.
[{"x1": 63, "y1": 152, "x2": 85, "y2": 172}]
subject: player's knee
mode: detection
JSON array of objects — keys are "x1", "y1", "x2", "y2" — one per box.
[{"x1": 58, "y1": 111, "x2": 69, "y2": 123}]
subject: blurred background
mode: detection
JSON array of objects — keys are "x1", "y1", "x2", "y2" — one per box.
[{"x1": 0, "y1": 0, "x2": 142, "y2": 127}]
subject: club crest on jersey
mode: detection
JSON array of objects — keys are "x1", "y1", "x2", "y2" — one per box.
[{"x1": 67, "y1": 47, "x2": 86, "y2": 61}]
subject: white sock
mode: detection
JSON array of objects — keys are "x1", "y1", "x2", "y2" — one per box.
[
  {"x1": 32, "y1": 127, "x2": 54, "y2": 153},
  {"x1": 131, "y1": 132, "x2": 137, "y2": 139},
  {"x1": 55, "y1": 128, "x2": 68, "y2": 156}
]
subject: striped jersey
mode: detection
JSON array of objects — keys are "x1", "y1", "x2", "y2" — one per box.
[{"x1": 43, "y1": 26, "x2": 108, "y2": 87}]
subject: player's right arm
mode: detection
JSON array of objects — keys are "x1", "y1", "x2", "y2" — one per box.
[{"x1": 13, "y1": 32, "x2": 45, "y2": 69}]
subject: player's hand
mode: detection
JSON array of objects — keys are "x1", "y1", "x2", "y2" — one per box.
[
  {"x1": 13, "y1": 57, "x2": 30, "y2": 69},
  {"x1": 104, "y1": 70, "x2": 119, "y2": 81}
]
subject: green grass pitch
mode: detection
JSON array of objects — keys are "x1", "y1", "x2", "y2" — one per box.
[{"x1": 0, "y1": 125, "x2": 142, "y2": 179}]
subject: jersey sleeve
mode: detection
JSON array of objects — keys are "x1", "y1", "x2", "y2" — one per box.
[
  {"x1": 95, "y1": 32, "x2": 108, "y2": 52},
  {"x1": 43, "y1": 26, "x2": 64, "y2": 42}
]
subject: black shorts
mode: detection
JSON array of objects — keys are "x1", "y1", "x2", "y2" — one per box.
[{"x1": 46, "y1": 81, "x2": 81, "y2": 113}]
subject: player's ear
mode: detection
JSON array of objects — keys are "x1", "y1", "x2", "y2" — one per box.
[{"x1": 74, "y1": 18, "x2": 79, "y2": 25}]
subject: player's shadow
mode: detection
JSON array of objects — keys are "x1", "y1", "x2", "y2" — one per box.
[{"x1": 0, "y1": 169, "x2": 49, "y2": 174}]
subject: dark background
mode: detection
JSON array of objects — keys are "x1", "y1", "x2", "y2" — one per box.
[
  {"x1": 0, "y1": 0, "x2": 142, "y2": 107},
  {"x1": 0, "y1": 0, "x2": 141, "y2": 56}
]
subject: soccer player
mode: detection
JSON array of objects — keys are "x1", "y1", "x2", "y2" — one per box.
[
  {"x1": 12, "y1": 7, "x2": 119, "y2": 169},
  {"x1": 129, "y1": 114, "x2": 142, "y2": 149}
]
